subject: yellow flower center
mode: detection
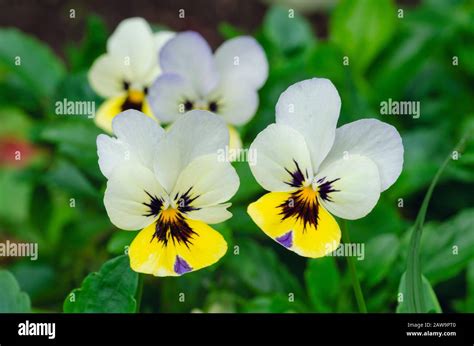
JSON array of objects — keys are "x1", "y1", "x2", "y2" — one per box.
[{"x1": 128, "y1": 89, "x2": 145, "y2": 104}]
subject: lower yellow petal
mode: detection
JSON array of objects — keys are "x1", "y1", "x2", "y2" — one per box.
[
  {"x1": 129, "y1": 218, "x2": 227, "y2": 277},
  {"x1": 248, "y1": 191, "x2": 341, "y2": 258},
  {"x1": 94, "y1": 94, "x2": 155, "y2": 133}
]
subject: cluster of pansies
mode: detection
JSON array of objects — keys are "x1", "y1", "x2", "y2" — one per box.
[{"x1": 91, "y1": 18, "x2": 403, "y2": 277}]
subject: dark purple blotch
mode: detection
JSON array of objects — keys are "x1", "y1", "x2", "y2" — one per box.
[
  {"x1": 174, "y1": 256, "x2": 193, "y2": 275},
  {"x1": 276, "y1": 231, "x2": 293, "y2": 248}
]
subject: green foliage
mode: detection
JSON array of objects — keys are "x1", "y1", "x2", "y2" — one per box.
[
  {"x1": 397, "y1": 272, "x2": 441, "y2": 313},
  {"x1": 330, "y1": 0, "x2": 396, "y2": 73},
  {"x1": 305, "y1": 257, "x2": 340, "y2": 312},
  {"x1": 63, "y1": 255, "x2": 138, "y2": 313},
  {"x1": 0, "y1": 270, "x2": 31, "y2": 312}
]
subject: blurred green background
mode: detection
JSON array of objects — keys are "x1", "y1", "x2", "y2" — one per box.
[{"x1": 0, "y1": 0, "x2": 473, "y2": 313}]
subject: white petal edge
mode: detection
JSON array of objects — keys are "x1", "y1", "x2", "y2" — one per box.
[
  {"x1": 186, "y1": 203, "x2": 233, "y2": 224},
  {"x1": 315, "y1": 155, "x2": 381, "y2": 220},
  {"x1": 104, "y1": 161, "x2": 167, "y2": 230},
  {"x1": 320, "y1": 118, "x2": 404, "y2": 192},
  {"x1": 249, "y1": 123, "x2": 314, "y2": 192},
  {"x1": 276, "y1": 78, "x2": 341, "y2": 172},
  {"x1": 214, "y1": 36, "x2": 268, "y2": 89}
]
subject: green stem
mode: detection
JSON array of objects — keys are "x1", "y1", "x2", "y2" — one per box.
[
  {"x1": 406, "y1": 129, "x2": 472, "y2": 312},
  {"x1": 136, "y1": 273, "x2": 144, "y2": 313},
  {"x1": 341, "y1": 221, "x2": 367, "y2": 313}
]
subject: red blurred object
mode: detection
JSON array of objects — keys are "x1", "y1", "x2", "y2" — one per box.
[{"x1": 0, "y1": 137, "x2": 37, "y2": 168}]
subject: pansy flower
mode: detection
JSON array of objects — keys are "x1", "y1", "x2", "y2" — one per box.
[
  {"x1": 89, "y1": 17, "x2": 174, "y2": 133},
  {"x1": 97, "y1": 109, "x2": 239, "y2": 276},
  {"x1": 147, "y1": 31, "x2": 268, "y2": 150},
  {"x1": 247, "y1": 78, "x2": 403, "y2": 258}
]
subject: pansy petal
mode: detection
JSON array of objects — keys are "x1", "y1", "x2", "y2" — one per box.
[
  {"x1": 320, "y1": 119, "x2": 404, "y2": 191},
  {"x1": 97, "y1": 134, "x2": 130, "y2": 179},
  {"x1": 172, "y1": 154, "x2": 239, "y2": 208},
  {"x1": 110, "y1": 110, "x2": 164, "y2": 169},
  {"x1": 214, "y1": 36, "x2": 268, "y2": 89},
  {"x1": 248, "y1": 192, "x2": 341, "y2": 258},
  {"x1": 276, "y1": 78, "x2": 341, "y2": 171},
  {"x1": 153, "y1": 111, "x2": 228, "y2": 192},
  {"x1": 107, "y1": 17, "x2": 156, "y2": 83},
  {"x1": 208, "y1": 75, "x2": 259, "y2": 126},
  {"x1": 159, "y1": 31, "x2": 218, "y2": 95},
  {"x1": 249, "y1": 123, "x2": 313, "y2": 192},
  {"x1": 147, "y1": 73, "x2": 198, "y2": 123},
  {"x1": 315, "y1": 155, "x2": 381, "y2": 220},
  {"x1": 104, "y1": 162, "x2": 167, "y2": 230},
  {"x1": 94, "y1": 94, "x2": 154, "y2": 133},
  {"x1": 129, "y1": 218, "x2": 227, "y2": 276},
  {"x1": 88, "y1": 54, "x2": 126, "y2": 98},
  {"x1": 186, "y1": 203, "x2": 232, "y2": 224}
]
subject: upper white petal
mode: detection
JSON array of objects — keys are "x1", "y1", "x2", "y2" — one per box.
[
  {"x1": 276, "y1": 78, "x2": 341, "y2": 172},
  {"x1": 159, "y1": 31, "x2": 219, "y2": 95},
  {"x1": 214, "y1": 36, "x2": 268, "y2": 89},
  {"x1": 172, "y1": 154, "x2": 239, "y2": 208},
  {"x1": 104, "y1": 161, "x2": 167, "y2": 230},
  {"x1": 88, "y1": 54, "x2": 126, "y2": 98},
  {"x1": 147, "y1": 73, "x2": 198, "y2": 124},
  {"x1": 97, "y1": 134, "x2": 130, "y2": 179},
  {"x1": 107, "y1": 17, "x2": 156, "y2": 83},
  {"x1": 207, "y1": 74, "x2": 259, "y2": 126},
  {"x1": 249, "y1": 123, "x2": 314, "y2": 192},
  {"x1": 320, "y1": 118, "x2": 404, "y2": 191},
  {"x1": 153, "y1": 110, "x2": 229, "y2": 193},
  {"x1": 315, "y1": 155, "x2": 381, "y2": 220},
  {"x1": 186, "y1": 203, "x2": 233, "y2": 224}
]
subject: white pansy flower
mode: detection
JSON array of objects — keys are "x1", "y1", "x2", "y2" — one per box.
[
  {"x1": 247, "y1": 78, "x2": 404, "y2": 258},
  {"x1": 89, "y1": 17, "x2": 175, "y2": 133},
  {"x1": 147, "y1": 31, "x2": 269, "y2": 150},
  {"x1": 97, "y1": 109, "x2": 239, "y2": 276}
]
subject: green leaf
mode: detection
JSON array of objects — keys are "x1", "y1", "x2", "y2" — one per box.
[
  {"x1": 63, "y1": 255, "x2": 138, "y2": 313},
  {"x1": 420, "y1": 209, "x2": 474, "y2": 284},
  {"x1": 43, "y1": 159, "x2": 97, "y2": 198},
  {"x1": 0, "y1": 270, "x2": 31, "y2": 312},
  {"x1": 304, "y1": 257, "x2": 340, "y2": 312},
  {"x1": 397, "y1": 272, "x2": 441, "y2": 313},
  {"x1": 0, "y1": 168, "x2": 33, "y2": 226},
  {"x1": 0, "y1": 28, "x2": 65, "y2": 102},
  {"x1": 242, "y1": 294, "x2": 306, "y2": 313},
  {"x1": 330, "y1": 0, "x2": 396, "y2": 73},
  {"x1": 263, "y1": 6, "x2": 314, "y2": 55},
  {"x1": 359, "y1": 234, "x2": 400, "y2": 287},
  {"x1": 65, "y1": 15, "x2": 108, "y2": 72},
  {"x1": 107, "y1": 231, "x2": 136, "y2": 255},
  {"x1": 225, "y1": 239, "x2": 303, "y2": 297}
]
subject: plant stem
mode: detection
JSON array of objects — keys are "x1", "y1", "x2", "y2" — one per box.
[
  {"x1": 136, "y1": 273, "x2": 144, "y2": 313},
  {"x1": 406, "y1": 129, "x2": 472, "y2": 312},
  {"x1": 341, "y1": 221, "x2": 367, "y2": 313}
]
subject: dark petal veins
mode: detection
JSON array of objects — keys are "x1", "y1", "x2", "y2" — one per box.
[
  {"x1": 278, "y1": 188, "x2": 319, "y2": 231},
  {"x1": 318, "y1": 177, "x2": 341, "y2": 202},
  {"x1": 142, "y1": 191, "x2": 163, "y2": 217},
  {"x1": 151, "y1": 211, "x2": 197, "y2": 247},
  {"x1": 176, "y1": 187, "x2": 200, "y2": 214},
  {"x1": 284, "y1": 159, "x2": 308, "y2": 188},
  {"x1": 121, "y1": 96, "x2": 143, "y2": 112}
]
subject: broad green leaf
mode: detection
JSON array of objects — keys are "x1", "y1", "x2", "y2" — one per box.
[
  {"x1": 330, "y1": 0, "x2": 396, "y2": 73},
  {"x1": 43, "y1": 159, "x2": 97, "y2": 197},
  {"x1": 263, "y1": 6, "x2": 314, "y2": 55},
  {"x1": 420, "y1": 209, "x2": 474, "y2": 284},
  {"x1": 63, "y1": 255, "x2": 138, "y2": 313},
  {"x1": 0, "y1": 270, "x2": 31, "y2": 312},
  {"x1": 225, "y1": 239, "x2": 303, "y2": 297},
  {"x1": 0, "y1": 28, "x2": 65, "y2": 102},
  {"x1": 304, "y1": 257, "x2": 340, "y2": 312},
  {"x1": 10, "y1": 262, "x2": 56, "y2": 302},
  {"x1": 107, "y1": 231, "x2": 136, "y2": 255},
  {"x1": 359, "y1": 234, "x2": 400, "y2": 287},
  {"x1": 397, "y1": 272, "x2": 441, "y2": 313},
  {"x1": 0, "y1": 168, "x2": 32, "y2": 226}
]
